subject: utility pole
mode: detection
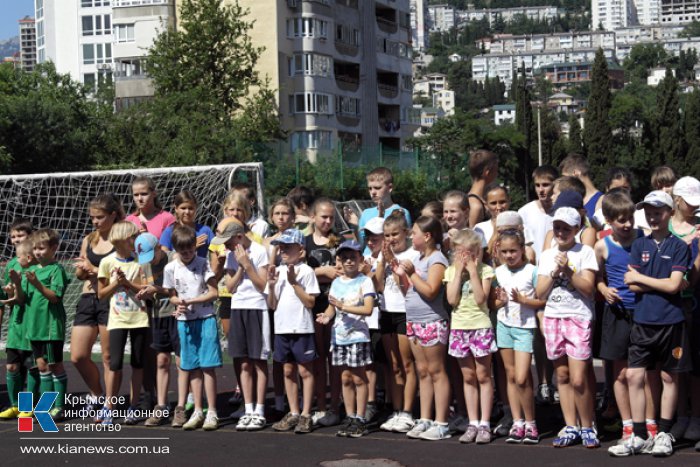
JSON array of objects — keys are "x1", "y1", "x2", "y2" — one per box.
[{"x1": 537, "y1": 105, "x2": 542, "y2": 166}]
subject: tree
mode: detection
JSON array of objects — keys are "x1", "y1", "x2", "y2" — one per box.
[
  {"x1": 583, "y1": 48, "x2": 613, "y2": 188},
  {"x1": 684, "y1": 89, "x2": 700, "y2": 176},
  {"x1": 567, "y1": 113, "x2": 583, "y2": 153},
  {"x1": 623, "y1": 43, "x2": 668, "y2": 82},
  {"x1": 653, "y1": 68, "x2": 684, "y2": 172}
]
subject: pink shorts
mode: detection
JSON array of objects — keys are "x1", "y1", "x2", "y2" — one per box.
[
  {"x1": 543, "y1": 316, "x2": 592, "y2": 361},
  {"x1": 406, "y1": 319, "x2": 449, "y2": 347},
  {"x1": 448, "y1": 328, "x2": 497, "y2": 359}
]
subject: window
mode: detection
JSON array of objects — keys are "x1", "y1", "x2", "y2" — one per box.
[
  {"x1": 37, "y1": 20, "x2": 44, "y2": 46},
  {"x1": 114, "y1": 24, "x2": 135, "y2": 42},
  {"x1": 286, "y1": 17, "x2": 328, "y2": 38},
  {"x1": 291, "y1": 92, "x2": 332, "y2": 114},
  {"x1": 83, "y1": 44, "x2": 95, "y2": 64},
  {"x1": 336, "y1": 96, "x2": 360, "y2": 116},
  {"x1": 288, "y1": 53, "x2": 332, "y2": 76},
  {"x1": 82, "y1": 16, "x2": 94, "y2": 36},
  {"x1": 83, "y1": 73, "x2": 95, "y2": 88},
  {"x1": 335, "y1": 24, "x2": 359, "y2": 46},
  {"x1": 36, "y1": 0, "x2": 44, "y2": 18},
  {"x1": 95, "y1": 43, "x2": 112, "y2": 64},
  {"x1": 291, "y1": 131, "x2": 332, "y2": 151}
]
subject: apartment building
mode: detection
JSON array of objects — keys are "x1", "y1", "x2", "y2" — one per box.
[
  {"x1": 18, "y1": 16, "x2": 37, "y2": 71},
  {"x1": 486, "y1": 31, "x2": 617, "y2": 55},
  {"x1": 410, "y1": 0, "x2": 429, "y2": 51},
  {"x1": 459, "y1": 6, "x2": 560, "y2": 26},
  {"x1": 661, "y1": 0, "x2": 700, "y2": 23},
  {"x1": 427, "y1": 4, "x2": 456, "y2": 31},
  {"x1": 591, "y1": 0, "x2": 636, "y2": 31}
]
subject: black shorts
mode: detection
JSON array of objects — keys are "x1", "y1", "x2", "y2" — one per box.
[
  {"x1": 628, "y1": 321, "x2": 692, "y2": 373},
  {"x1": 109, "y1": 327, "x2": 148, "y2": 371},
  {"x1": 599, "y1": 303, "x2": 634, "y2": 361},
  {"x1": 274, "y1": 333, "x2": 317, "y2": 364},
  {"x1": 31, "y1": 340, "x2": 64, "y2": 364},
  {"x1": 229, "y1": 308, "x2": 270, "y2": 360},
  {"x1": 6, "y1": 348, "x2": 33, "y2": 366},
  {"x1": 218, "y1": 297, "x2": 232, "y2": 320},
  {"x1": 73, "y1": 293, "x2": 109, "y2": 327},
  {"x1": 370, "y1": 329, "x2": 385, "y2": 364},
  {"x1": 380, "y1": 312, "x2": 407, "y2": 335},
  {"x1": 591, "y1": 301, "x2": 605, "y2": 359},
  {"x1": 151, "y1": 316, "x2": 180, "y2": 355},
  {"x1": 691, "y1": 320, "x2": 700, "y2": 377}
]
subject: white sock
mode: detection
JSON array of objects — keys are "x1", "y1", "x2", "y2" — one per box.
[
  {"x1": 479, "y1": 420, "x2": 490, "y2": 429},
  {"x1": 275, "y1": 396, "x2": 284, "y2": 411},
  {"x1": 193, "y1": 409, "x2": 203, "y2": 417},
  {"x1": 469, "y1": 419, "x2": 479, "y2": 427},
  {"x1": 245, "y1": 403, "x2": 254, "y2": 414},
  {"x1": 207, "y1": 409, "x2": 218, "y2": 417},
  {"x1": 513, "y1": 419, "x2": 524, "y2": 428},
  {"x1": 255, "y1": 404, "x2": 265, "y2": 416}
]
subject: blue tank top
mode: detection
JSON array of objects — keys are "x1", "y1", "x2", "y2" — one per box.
[
  {"x1": 584, "y1": 191, "x2": 603, "y2": 220},
  {"x1": 604, "y1": 235, "x2": 637, "y2": 310}
]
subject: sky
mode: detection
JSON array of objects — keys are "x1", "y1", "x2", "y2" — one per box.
[{"x1": 0, "y1": 0, "x2": 35, "y2": 41}]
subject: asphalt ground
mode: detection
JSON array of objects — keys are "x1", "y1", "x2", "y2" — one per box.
[{"x1": 1, "y1": 358, "x2": 699, "y2": 466}]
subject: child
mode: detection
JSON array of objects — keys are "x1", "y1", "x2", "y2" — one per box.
[
  {"x1": 492, "y1": 229, "x2": 545, "y2": 444},
  {"x1": 316, "y1": 240, "x2": 376, "y2": 438},
  {"x1": 126, "y1": 176, "x2": 175, "y2": 238},
  {"x1": 402, "y1": 216, "x2": 451, "y2": 441},
  {"x1": 230, "y1": 182, "x2": 270, "y2": 239},
  {"x1": 536, "y1": 207, "x2": 599, "y2": 448},
  {"x1": 634, "y1": 166, "x2": 677, "y2": 231},
  {"x1": 475, "y1": 184, "x2": 510, "y2": 246},
  {"x1": 467, "y1": 149, "x2": 499, "y2": 228},
  {"x1": 218, "y1": 218, "x2": 270, "y2": 431},
  {"x1": 377, "y1": 211, "x2": 420, "y2": 433},
  {"x1": 97, "y1": 221, "x2": 148, "y2": 425},
  {"x1": 160, "y1": 191, "x2": 214, "y2": 258},
  {"x1": 222, "y1": 191, "x2": 265, "y2": 244},
  {"x1": 288, "y1": 186, "x2": 315, "y2": 235},
  {"x1": 445, "y1": 229, "x2": 496, "y2": 444},
  {"x1": 488, "y1": 211, "x2": 536, "y2": 268},
  {"x1": 559, "y1": 154, "x2": 603, "y2": 221},
  {"x1": 591, "y1": 167, "x2": 634, "y2": 230},
  {"x1": 609, "y1": 191, "x2": 692, "y2": 456},
  {"x1": 421, "y1": 200, "x2": 443, "y2": 221},
  {"x1": 543, "y1": 191, "x2": 597, "y2": 249},
  {"x1": 24, "y1": 229, "x2": 70, "y2": 421},
  {"x1": 162, "y1": 226, "x2": 220, "y2": 431},
  {"x1": 266, "y1": 229, "x2": 320, "y2": 434},
  {"x1": 518, "y1": 165, "x2": 558, "y2": 261}
]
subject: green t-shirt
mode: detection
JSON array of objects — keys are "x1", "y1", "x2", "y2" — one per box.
[
  {"x1": 3, "y1": 258, "x2": 33, "y2": 351},
  {"x1": 25, "y1": 262, "x2": 68, "y2": 342},
  {"x1": 444, "y1": 263, "x2": 495, "y2": 330}
]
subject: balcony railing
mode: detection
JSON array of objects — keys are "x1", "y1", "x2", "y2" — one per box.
[
  {"x1": 378, "y1": 83, "x2": 398, "y2": 99},
  {"x1": 335, "y1": 74, "x2": 360, "y2": 92},
  {"x1": 335, "y1": 41, "x2": 359, "y2": 57},
  {"x1": 376, "y1": 17, "x2": 398, "y2": 34},
  {"x1": 112, "y1": 0, "x2": 170, "y2": 7}
]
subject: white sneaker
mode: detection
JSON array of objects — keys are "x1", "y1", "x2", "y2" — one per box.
[
  {"x1": 183, "y1": 411, "x2": 205, "y2": 431},
  {"x1": 684, "y1": 418, "x2": 700, "y2": 441},
  {"x1": 419, "y1": 423, "x2": 451, "y2": 441},
  {"x1": 406, "y1": 419, "x2": 432, "y2": 439},
  {"x1": 380, "y1": 412, "x2": 398, "y2": 432},
  {"x1": 236, "y1": 414, "x2": 253, "y2": 431},
  {"x1": 247, "y1": 414, "x2": 266, "y2": 431},
  {"x1": 651, "y1": 432, "x2": 674, "y2": 457},
  {"x1": 311, "y1": 411, "x2": 327, "y2": 426},
  {"x1": 203, "y1": 413, "x2": 219, "y2": 431},
  {"x1": 393, "y1": 413, "x2": 415, "y2": 433},
  {"x1": 607, "y1": 434, "x2": 648, "y2": 456}
]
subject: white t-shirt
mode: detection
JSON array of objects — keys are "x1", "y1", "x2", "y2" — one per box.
[
  {"x1": 381, "y1": 248, "x2": 421, "y2": 313},
  {"x1": 266, "y1": 263, "x2": 320, "y2": 334},
  {"x1": 249, "y1": 215, "x2": 271, "y2": 239},
  {"x1": 494, "y1": 263, "x2": 538, "y2": 329},
  {"x1": 537, "y1": 243, "x2": 598, "y2": 320},
  {"x1": 474, "y1": 220, "x2": 495, "y2": 246},
  {"x1": 329, "y1": 274, "x2": 376, "y2": 345},
  {"x1": 226, "y1": 241, "x2": 269, "y2": 310},
  {"x1": 162, "y1": 256, "x2": 216, "y2": 321},
  {"x1": 518, "y1": 201, "x2": 553, "y2": 261},
  {"x1": 363, "y1": 255, "x2": 380, "y2": 330}
]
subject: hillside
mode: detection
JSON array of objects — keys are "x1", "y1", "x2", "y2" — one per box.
[{"x1": 0, "y1": 36, "x2": 19, "y2": 59}]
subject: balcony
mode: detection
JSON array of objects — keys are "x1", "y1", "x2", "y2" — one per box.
[
  {"x1": 377, "y1": 71, "x2": 399, "y2": 99},
  {"x1": 337, "y1": 115, "x2": 360, "y2": 127},
  {"x1": 112, "y1": 0, "x2": 170, "y2": 6},
  {"x1": 376, "y1": 5, "x2": 398, "y2": 34},
  {"x1": 378, "y1": 103, "x2": 400, "y2": 136},
  {"x1": 334, "y1": 61, "x2": 360, "y2": 92}
]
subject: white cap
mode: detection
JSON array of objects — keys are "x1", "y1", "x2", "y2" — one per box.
[
  {"x1": 636, "y1": 190, "x2": 674, "y2": 210},
  {"x1": 552, "y1": 207, "x2": 581, "y2": 227},
  {"x1": 363, "y1": 217, "x2": 385, "y2": 235},
  {"x1": 673, "y1": 176, "x2": 700, "y2": 207},
  {"x1": 495, "y1": 211, "x2": 523, "y2": 228}
]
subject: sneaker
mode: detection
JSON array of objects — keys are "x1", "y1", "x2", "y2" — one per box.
[
  {"x1": 203, "y1": 413, "x2": 219, "y2": 431},
  {"x1": 185, "y1": 393, "x2": 195, "y2": 412},
  {"x1": 100, "y1": 408, "x2": 113, "y2": 426},
  {"x1": 392, "y1": 413, "x2": 415, "y2": 433},
  {"x1": 380, "y1": 412, "x2": 398, "y2": 432},
  {"x1": 552, "y1": 426, "x2": 581, "y2": 447},
  {"x1": 294, "y1": 414, "x2": 313, "y2": 434},
  {"x1": 145, "y1": 405, "x2": 169, "y2": 426},
  {"x1": 419, "y1": 423, "x2": 451, "y2": 441},
  {"x1": 684, "y1": 418, "x2": 700, "y2": 441},
  {"x1": 506, "y1": 425, "x2": 524, "y2": 444},
  {"x1": 535, "y1": 384, "x2": 553, "y2": 405},
  {"x1": 272, "y1": 412, "x2": 299, "y2": 432},
  {"x1": 695, "y1": 439, "x2": 700, "y2": 452},
  {"x1": 317, "y1": 409, "x2": 340, "y2": 427},
  {"x1": 183, "y1": 412, "x2": 205, "y2": 431},
  {"x1": 448, "y1": 414, "x2": 468, "y2": 433},
  {"x1": 49, "y1": 407, "x2": 65, "y2": 423},
  {"x1": 311, "y1": 410, "x2": 327, "y2": 426},
  {"x1": 476, "y1": 425, "x2": 492, "y2": 444},
  {"x1": 228, "y1": 387, "x2": 242, "y2": 407},
  {"x1": 95, "y1": 406, "x2": 109, "y2": 424},
  {"x1": 523, "y1": 424, "x2": 540, "y2": 444},
  {"x1": 581, "y1": 427, "x2": 600, "y2": 448},
  {"x1": 493, "y1": 414, "x2": 513, "y2": 437},
  {"x1": 406, "y1": 419, "x2": 432, "y2": 439},
  {"x1": 459, "y1": 425, "x2": 478, "y2": 444},
  {"x1": 365, "y1": 402, "x2": 378, "y2": 423},
  {"x1": 123, "y1": 406, "x2": 139, "y2": 425},
  {"x1": 247, "y1": 414, "x2": 266, "y2": 431},
  {"x1": 650, "y1": 432, "x2": 674, "y2": 457},
  {"x1": 348, "y1": 419, "x2": 369, "y2": 438},
  {"x1": 670, "y1": 417, "x2": 689, "y2": 440},
  {"x1": 171, "y1": 406, "x2": 187, "y2": 428},
  {"x1": 608, "y1": 434, "x2": 653, "y2": 457},
  {"x1": 236, "y1": 414, "x2": 252, "y2": 431},
  {"x1": 336, "y1": 417, "x2": 355, "y2": 437},
  {"x1": 0, "y1": 407, "x2": 20, "y2": 419}
]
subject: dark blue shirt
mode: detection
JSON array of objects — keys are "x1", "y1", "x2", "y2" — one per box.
[
  {"x1": 160, "y1": 223, "x2": 214, "y2": 258},
  {"x1": 629, "y1": 233, "x2": 690, "y2": 325},
  {"x1": 604, "y1": 235, "x2": 638, "y2": 310}
]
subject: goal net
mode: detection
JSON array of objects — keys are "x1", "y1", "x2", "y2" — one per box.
[{"x1": 0, "y1": 162, "x2": 264, "y2": 347}]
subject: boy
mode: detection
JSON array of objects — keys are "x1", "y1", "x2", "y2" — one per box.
[
  {"x1": 266, "y1": 229, "x2": 320, "y2": 434},
  {"x1": 609, "y1": 191, "x2": 691, "y2": 457},
  {"x1": 231, "y1": 182, "x2": 270, "y2": 239},
  {"x1": 635, "y1": 166, "x2": 678, "y2": 232},
  {"x1": 24, "y1": 228, "x2": 69, "y2": 421},
  {"x1": 162, "y1": 226, "x2": 220, "y2": 431},
  {"x1": 467, "y1": 149, "x2": 499, "y2": 228},
  {"x1": 559, "y1": 154, "x2": 602, "y2": 221}
]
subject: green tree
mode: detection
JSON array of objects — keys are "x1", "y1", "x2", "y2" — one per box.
[
  {"x1": 653, "y1": 68, "x2": 684, "y2": 172},
  {"x1": 623, "y1": 43, "x2": 668, "y2": 82},
  {"x1": 583, "y1": 48, "x2": 612, "y2": 187},
  {"x1": 684, "y1": 89, "x2": 700, "y2": 176},
  {"x1": 567, "y1": 114, "x2": 583, "y2": 153},
  {"x1": 680, "y1": 20, "x2": 700, "y2": 38}
]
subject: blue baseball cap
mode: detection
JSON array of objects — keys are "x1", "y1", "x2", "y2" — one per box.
[
  {"x1": 135, "y1": 233, "x2": 159, "y2": 264},
  {"x1": 337, "y1": 240, "x2": 362, "y2": 254},
  {"x1": 552, "y1": 190, "x2": 584, "y2": 212},
  {"x1": 271, "y1": 229, "x2": 304, "y2": 246}
]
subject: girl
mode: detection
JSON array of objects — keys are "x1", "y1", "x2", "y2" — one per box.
[
  {"x1": 491, "y1": 229, "x2": 545, "y2": 444},
  {"x1": 305, "y1": 197, "x2": 342, "y2": 426},
  {"x1": 71, "y1": 194, "x2": 123, "y2": 420},
  {"x1": 443, "y1": 190, "x2": 470, "y2": 234},
  {"x1": 489, "y1": 211, "x2": 537, "y2": 267},
  {"x1": 445, "y1": 229, "x2": 496, "y2": 444},
  {"x1": 401, "y1": 216, "x2": 451, "y2": 441},
  {"x1": 126, "y1": 176, "x2": 175, "y2": 238},
  {"x1": 670, "y1": 176, "x2": 700, "y2": 244},
  {"x1": 316, "y1": 240, "x2": 376, "y2": 438},
  {"x1": 592, "y1": 167, "x2": 634, "y2": 231},
  {"x1": 421, "y1": 201, "x2": 443, "y2": 221},
  {"x1": 543, "y1": 191, "x2": 597, "y2": 249},
  {"x1": 377, "y1": 211, "x2": 420, "y2": 433},
  {"x1": 475, "y1": 184, "x2": 510, "y2": 246},
  {"x1": 288, "y1": 186, "x2": 315, "y2": 236},
  {"x1": 97, "y1": 221, "x2": 148, "y2": 425},
  {"x1": 160, "y1": 191, "x2": 214, "y2": 258}
]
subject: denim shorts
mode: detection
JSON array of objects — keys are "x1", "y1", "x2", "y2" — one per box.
[{"x1": 178, "y1": 316, "x2": 222, "y2": 371}]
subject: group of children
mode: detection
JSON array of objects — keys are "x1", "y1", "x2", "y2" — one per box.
[{"x1": 1, "y1": 155, "x2": 699, "y2": 458}]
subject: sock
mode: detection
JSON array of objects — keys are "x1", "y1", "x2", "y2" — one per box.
[
  {"x1": 469, "y1": 419, "x2": 479, "y2": 427},
  {"x1": 245, "y1": 403, "x2": 254, "y2": 415},
  {"x1": 52, "y1": 372, "x2": 68, "y2": 409},
  {"x1": 513, "y1": 419, "x2": 524, "y2": 428},
  {"x1": 525, "y1": 420, "x2": 536, "y2": 428},
  {"x1": 26, "y1": 368, "x2": 40, "y2": 400},
  {"x1": 6, "y1": 370, "x2": 22, "y2": 407},
  {"x1": 356, "y1": 415, "x2": 366, "y2": 423},
  {"x1": 622, "y1": 419, "x2": 633, "y2": 427},
  {"x1": 193, "y1": 409, "x2": 204, "y2": 417},
  {"x1": 275, "y1": 395, "x2": 284, "y2": 411},
  {"x1": 646, "y1": 418, "x2": 658, "y2": 437},
  {"x1": 291, "y1": 412, "x2": 300, "y2": 416},
  {"x1": 479, "y1": 420, "x2": 490, "y2": 429},
  {"x1": 254, "y1": 404, "x2": 265, "y2": 416},
  {"x1": 39, "y1": 371, "x2": 54, "y2": 395},
  {"x1": 400, "y1": 411, "x2": 411, "y2": 418},
  {"x1": 658, "y1": 418, "x2": 673, "y2": 434},
  {"x1": 435, "y1": 421, "x2": 448, "y2": 426},
  {"x1": 633, "y1": 422, "x2": 648, "y2": 439},
  {"x1": 207, "y1": 409, "x2": 218, "y2": 417}
]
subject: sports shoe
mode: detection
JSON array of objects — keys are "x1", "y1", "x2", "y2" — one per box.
[
  {"x1": 608, "y1": 434, "x2": 653, "y2": 457},
  {"x1": 247, "y1": 414, "x2": 266, "y2": 431},
  {"x1": 670, "y1": 417, "x2": 689, "y2": 440},
  {"x1": 236, "y1": 414, "x2": 252, "y2": 431},
  {"x1": 94, "y1": 405, "x2": 109, "y2": 424},
  {"x1": 392, "y1": 413, "x2": 415, "y2": 433},
  {"x1": 294, "y1": 414, "x2": 313, "y2": 434},
  {"x1": 365, "y1": 402, "x2": 378, "y2": 423},
  {"x1": 581, "y1": 427, "x2": 600, "y2": 448},
  {"x1": 348, "y1": 419, "x2": 369, "y2": 438},
  {"x1": 380, "y1": 412, "x2": 398, "y2": 431},
  {"x1": 171, "y1": 406, "x2": 187, "y2": 428},
  {"x1": 419, "y1": 423, "x2": 451, "y2": 441},
  {"x1": 553, "y1": 426, "x2": 581, "y2": 447},
  {"x1": 100, "y1": 408, "x2": 113, "y2": 426},
  {"x1": 651, "y1": 432, "x2": 674, "y2": 457},
  {"x1": 459, "y1": 425, "x2": 478, "y2": 444},
  {"x1": 228, "y1": 387, "x2": 242, "y2": 407},
  {"x1": 448, "y1": 414, "x2": 468, "y2": 433},
  {"x1": 185, "y1": 393, "x2": 195, "y2": 412},
  {"x1": 695, "y1": 439, "x2": 700, "y2": 452},
  {"x1": 123, "y1": 406, "x2": 139, "y2": 425},
  {"x1": 272, "y1": 412, "x2": 299, "y2": 432},
  {"x1": 406, "y1": 419, "x2": 432, "y2": 439},
  {"x1": 336, "y1": 417, "x2": 355, "y2": 437},
  {"x1": 493, "y1": 413, "x2": 513, "y2": 437},
  {"x1": 317, "y1": 409, "x2": 340, "y2": 427},
  {"x1": 0, "y1": 407, "x2": 20, "y2": 419},
  {"x1": 535, "y1": 384, "x2": 553, "y2": 405},
  {"x1": 684, "y1": 418, "x2": 700, "y2": 441},
  {"x1": 506, "y1": 425, "x2": 524, "y2": 443},
  {"x1": 476, "y1": 425, "x2": 492, "y2": 444},
  {"x1": 311, "y1": 411, "x2": 327, "y2": 426},
  {"x1": 523, "y1": 424, "x2": 540, "y2": 444},
  {"x1": 203, "y1": 413, "x2": 219, "y2": 431},
  {"x1": 145, "y1": 405, "x2": 169, "y2": 426},
  {"x1": 183, "y1": 412, "x2": 205, "y2": 431},
  {"x1": 49, "y1": 407, "x2": 65, "y2": 423}
]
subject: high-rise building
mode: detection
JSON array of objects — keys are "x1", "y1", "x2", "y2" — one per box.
[
  {"x1": 661, "y1": 0, "x2": 700, "y2": 23},
  {"x1": 592, "y1": 0, "x2": 635, "y2": 31},
  {"x1": 18, "y1": 16, "x2": 37, "y2": 71},
  {"x1": 410, "y1": 0, "x2": 428, "y2": 51}
]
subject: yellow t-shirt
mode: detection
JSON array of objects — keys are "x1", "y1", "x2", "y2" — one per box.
[
  {"x1": 98, "y1": 253, "x2": 148, "y2": 330},
  {"x1": 444, "y1": 263, "x2": 495, "y2": 330}
]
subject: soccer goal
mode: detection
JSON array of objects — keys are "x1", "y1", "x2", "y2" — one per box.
[{"x1": 0, "y1": 162, "x2": 264, "y2": 346}]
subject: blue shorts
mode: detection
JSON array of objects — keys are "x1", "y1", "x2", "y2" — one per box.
[
  {"x1": 273, "y1": 334, "x2": 317, "y2": 364},
  {"x1": 496, "y1": 321, "x2": 535, "y2": 353},
  {"x1": 178, "y1": 316, "x2": 222, "y2": 371}
]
